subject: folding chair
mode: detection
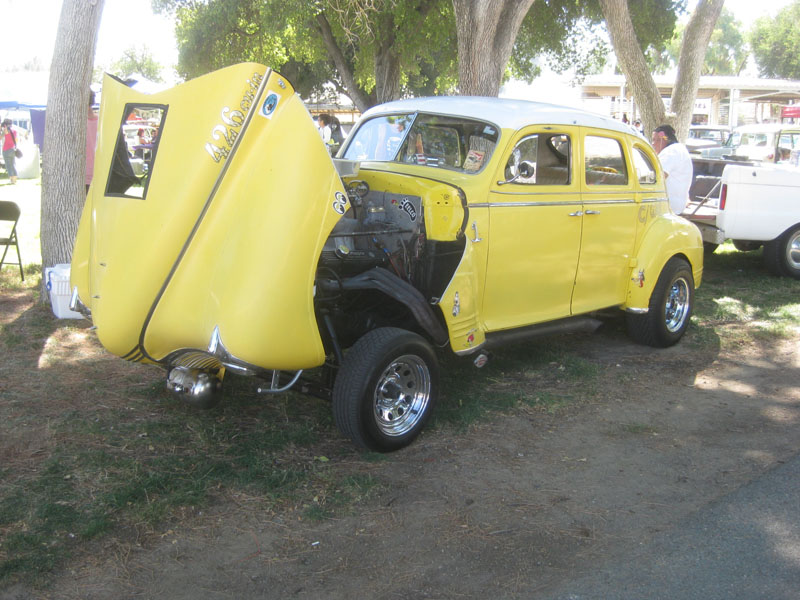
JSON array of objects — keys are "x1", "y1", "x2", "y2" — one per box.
[{"x1": 0, "y1": 200, "x2": 24, "y2": 281}]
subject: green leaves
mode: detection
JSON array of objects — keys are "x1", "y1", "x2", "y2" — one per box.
[{"x1": 751, "y1": 0, "x2": 800, "y2": 79}]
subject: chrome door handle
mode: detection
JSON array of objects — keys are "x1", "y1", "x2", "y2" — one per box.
[
  {"x1": 568, "y1": 211, "x2": 583, "y2": 217},
  {"x1": 470, "y1": 222, "x2": 483, "y2": 243},
  {"x1": 585, "y1": 210, "x2": 601, "y2": 215}
]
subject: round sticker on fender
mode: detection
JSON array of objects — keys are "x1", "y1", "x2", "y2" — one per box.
[{"x1": 260, "y1": 92, "x2": 279, "y2": 118}]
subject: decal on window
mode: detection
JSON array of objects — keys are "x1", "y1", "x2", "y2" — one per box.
[{"x1": 463, "y1": 149, "x2": 485, "y2": 172}]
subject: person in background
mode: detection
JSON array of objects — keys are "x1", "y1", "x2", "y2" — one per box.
[
  {"x1": 328, "y1": 115, "x2": 344, "y2": 155},
  {"x1": 651, "y1": 124, "x2": 693, "y2": 214},
  {"x1": 2, "y1": 118, "x2": 18, "y2": 184},
  {"x1": 317, "y1": 114, "x2": 332, "y2": 148},
  {"x1": 633, "y1": 119, "x2": 644, "y2": 135},
  {"x1": 86, "y1": 89, "x2": 99, "y2": 192}
]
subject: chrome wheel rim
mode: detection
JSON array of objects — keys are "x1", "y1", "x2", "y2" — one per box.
[
  {"x1": 786, "y1": 231, "x2": 800, "y2": 271},
  {"x1": 373, "y1": 355, "x2": 431, "y2": 437},
  {"x1": 665, "y1": 276, "x2": 690, "y2": 333}
]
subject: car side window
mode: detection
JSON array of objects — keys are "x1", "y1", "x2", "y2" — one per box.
[
  {"x1": 503, "y1": 133, "x2": 571, "y2": 185},
  {"x1": 632, "y1": 147, "x2": 656, "y2": 184},
  {"x1": 584, "y1": 135, "x2": 628, "y2": 186}
]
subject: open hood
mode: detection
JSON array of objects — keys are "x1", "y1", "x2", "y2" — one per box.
[{"x1": 72, "y1": 63, "x2": 348, "y2": 371}]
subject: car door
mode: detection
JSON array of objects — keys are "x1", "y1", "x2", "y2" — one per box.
[
  {"x1": 571, "y1": 130, "x2": 639, "y2": 315},
  {"x1": 481, "y1": 127, "x2": 582, "y2": 331}
]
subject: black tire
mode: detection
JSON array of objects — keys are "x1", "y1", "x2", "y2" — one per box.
[
  {"x1": 626, "y1": 257, "x2": 694, "y2": 348},
  {"x1": 762, "y1": 225, "x2": 800, "y2": 279},
  {"x1": 703, "y1": 242, "x2": 719, "y2": 255},
  {"x1": 732, "y1": 240, "x2": 762, "y2": 252},
  {"x1": 332, "y1": 327, "x2": 438, "y2": 452}
]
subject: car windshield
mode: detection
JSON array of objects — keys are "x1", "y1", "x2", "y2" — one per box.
[
  {"x1": 728, "y1": 131, "x2": 773, "y2": 148},
  {"x1": 690, "y1": 129, "x2": 725, "y2": 142},
  {"x1": 342, "y1": 112, "x2": 499, "y2": 173}
]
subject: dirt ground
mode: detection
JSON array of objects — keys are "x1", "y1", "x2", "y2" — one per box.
[{"x1": 6, "y1": 318, "x2": 797, "y2": 599}]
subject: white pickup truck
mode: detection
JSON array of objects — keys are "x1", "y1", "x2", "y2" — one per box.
[{"x1": 685, "y1": 160, "x2": 800, "y2": 279}]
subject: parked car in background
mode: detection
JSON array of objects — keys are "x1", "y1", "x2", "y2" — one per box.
[
  {"x1": 700, "y1": 123, "x2": 800, "y2": 163},
  {"x1": 70, "y1": 63, "x2": 704, "y2": 452},
  {"x1": 685, "y1": 125, "x2": 730, "y2": 153}
]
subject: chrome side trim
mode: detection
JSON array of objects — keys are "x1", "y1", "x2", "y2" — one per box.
[
  {"x1": 641, "y1": 197, "x2": 665, "y2": 203},
  {"x1": 581, "y1": 198, "x2": 636, "y2": 205},
  {"x1": 625, "y1": 307, "x2": 649, "y2": 314},
  {"x1": 470, "y1": 200, "x2": 582, "y2": 208},
  {"x1": 207, "y1": 325, "x2": 258, "y2": 375},
  {"x1": 490, "y1": 190, "x2": 579, "y2": 198}
]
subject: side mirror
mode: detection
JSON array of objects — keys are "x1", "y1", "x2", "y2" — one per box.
[
  {"x1": 518, "y1": 160, "x2": 535, "y2": 179},
  {"x1": 498, "y1": 161, "x2": 535, "y2": 186}
]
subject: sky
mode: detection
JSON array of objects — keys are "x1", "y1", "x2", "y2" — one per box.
[
  {"x1": 2, "y1": 0, "x2": 178, "y2": 77},
  {"x1": 1, "y1": 0, "x2": 796, "y2": 87}
]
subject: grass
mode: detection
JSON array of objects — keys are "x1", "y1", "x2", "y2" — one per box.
[
  {"x1": 692, "y1": 242, "x2": 800, "y2": 346},
  {"x1": 2, "y1": 184, "x2": 800, "y2": 589}
]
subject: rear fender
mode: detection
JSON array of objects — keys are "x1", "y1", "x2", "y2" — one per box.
[{"x1": 625, "y1": 215, "x2": 703, "y2": 310}]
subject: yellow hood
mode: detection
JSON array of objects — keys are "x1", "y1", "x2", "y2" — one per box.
[{"x1": 72, "y1": 63, "x2": 347, "y2": 370}]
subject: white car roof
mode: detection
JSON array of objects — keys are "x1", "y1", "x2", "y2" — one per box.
[
  {"x1": 733, "y1": 123, "x2": 798, "y2": 134},
  {"x1": 690, "y1": 125, "x2": 729, "y2": 130},
  {"x1": 360, "y1": 96, "x2": 638, "y2": 136}
]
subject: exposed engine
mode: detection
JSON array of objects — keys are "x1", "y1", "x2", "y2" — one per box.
[{"x1": 318, "y1": 179, "x2": 425, "y2": 283}]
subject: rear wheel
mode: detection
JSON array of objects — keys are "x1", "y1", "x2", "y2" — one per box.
[
  {"x1": 627, "y1": 257, "x2": 694, "y2": 348},
  {"x1": 763, "y1": 225, "x2": 800, "y2": 279},
  {"x1": 332, "y1": 327, "x2": 438, "y2": 452}
]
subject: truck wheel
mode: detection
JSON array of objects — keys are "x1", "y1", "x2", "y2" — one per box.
[
  {"x1": 626, "y1": 257, "x2": 694, "y2": 348},
  {"x1": 332, "y1": 327, "x2": 438, "y2": 452},
  {"x1": 763, "y1": 225, "x2": 800, "y2": 279}
]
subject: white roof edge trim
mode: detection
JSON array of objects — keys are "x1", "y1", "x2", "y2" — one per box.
[{"x1": 360, "y1": 96, "x2": 639, "y2": 137}]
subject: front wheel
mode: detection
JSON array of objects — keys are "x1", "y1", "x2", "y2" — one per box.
[
  {"x1": 332, "y1": 327, "x2": 439, "y2": 452},
  {"x1": 627, "y1": 257, "x2": 694, "y2": 348},
  {"x1": 763, "y1": 225, "x2": 800, "y2": 279}
]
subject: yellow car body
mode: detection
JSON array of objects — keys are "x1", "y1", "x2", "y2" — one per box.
[{"x1": 72, "y1": 64, "x2": 703, "y2": 451}]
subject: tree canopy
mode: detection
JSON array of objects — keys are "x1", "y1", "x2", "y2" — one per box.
[
  {"x1": 156, "y1": 0, "x2": 682, "y2": 107},
  {"x1": 109, "y1": 46, "x2": 165, "y2": 82},
  {"x1": 650, "y1": 8, "x2": 747, "y2": 76},
  {"x1": 750, "y1": 0, "x2": 800, "y2": 79}
]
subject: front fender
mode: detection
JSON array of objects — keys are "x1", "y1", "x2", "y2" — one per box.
[{"x1": 624, "y1": 215, "x2": 703, "y2": 311}]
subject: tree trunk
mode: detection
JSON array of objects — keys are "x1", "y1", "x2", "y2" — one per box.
[
  {"x1": 374, "y1": 45, "x2": 402, "y2": 103},
  {"x1": 670, "y1": 0, "x2": 725, "y2": 141},
  {"x1": 316, "y1": 11, "x2": 374, "y2": 112},
  {"x1": 374, "y1": 13, "x2": 401, "y2": 104},
  {"x1": 600, "y1": 0, "x2": 725, "y2": 140},
  {"x1": 41, "y1": 0, "x2": 105, "y2": 284},
  {"x1": 599, "y1": 0, "x2": 666, "y2": 136},
  {"x1": 452, "y1": 0, "x2": 535, "y2": 96}
]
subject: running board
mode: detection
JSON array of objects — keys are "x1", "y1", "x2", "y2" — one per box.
[{"x1": 484, "y1": 317, "x2": 603, "y2": 349}]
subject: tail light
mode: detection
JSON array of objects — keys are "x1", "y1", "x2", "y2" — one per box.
[{"x1": 719, "y1": 183, "x2": 727, "y2": 210}]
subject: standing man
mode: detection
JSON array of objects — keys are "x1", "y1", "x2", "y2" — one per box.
[{"x1": 652, "y1": 124, "x2": 693, "y2": 214}]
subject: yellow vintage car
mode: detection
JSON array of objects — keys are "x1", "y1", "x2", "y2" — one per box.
[{"x1": 71, "y1": 63, "x2": 703, "y2": 452}]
